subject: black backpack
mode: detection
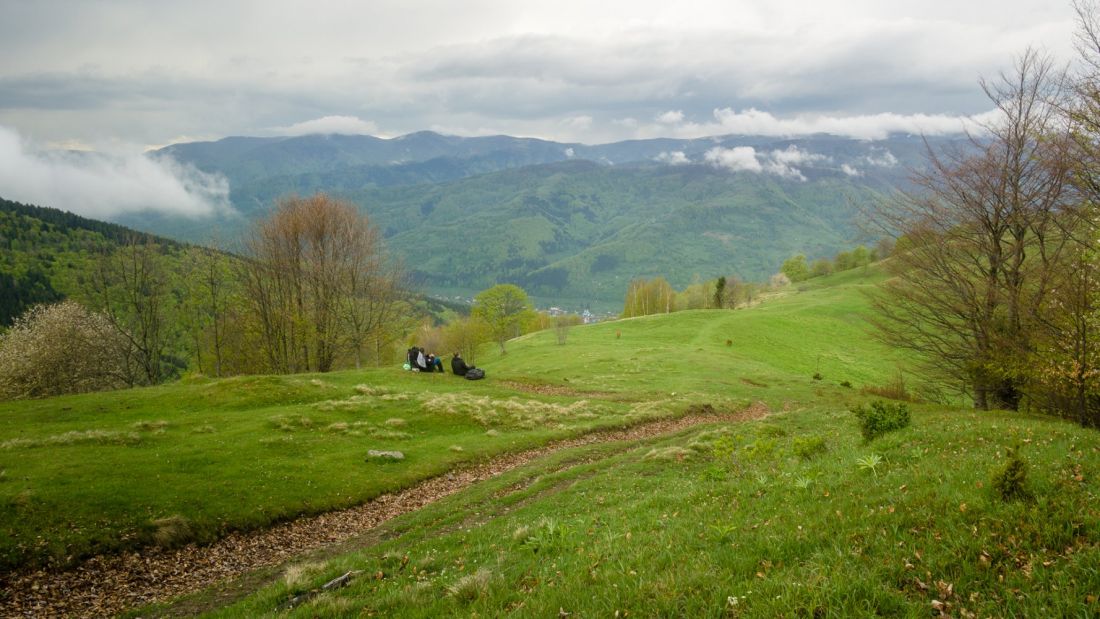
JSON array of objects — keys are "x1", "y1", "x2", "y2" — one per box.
[{"x1": 464, "y1": 367, "x2": 485, "y2": 380}]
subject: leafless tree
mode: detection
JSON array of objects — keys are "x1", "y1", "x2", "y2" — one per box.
[
  {"x1": 243, "y1": 193, "x2": 403, "y2": 373},
  {"x1": 870, "y1": 49, "x2": 1074, "y2": 410},
  {"x1": 87, "y1": 236, "x2": 175, "y2": 385},
  {"x1": 182, "y1": 245, "x2": 236, "y2": 377}
]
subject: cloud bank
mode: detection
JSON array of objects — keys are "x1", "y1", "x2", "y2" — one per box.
[
  {"x1": 273, "y1": 115, "x2": 380, "y2": 136},
  {"x1": 640, "y1": 107, "x2": 998, "y2": 141},
  {"x1": 0, "y1": 1, "x2": 1074, "y2": 147},
  {"x1": 0, "y1": 125, "x2": 231, "y2": 219}
]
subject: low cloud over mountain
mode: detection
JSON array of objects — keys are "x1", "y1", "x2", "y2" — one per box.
[{"x1": 0, "y1": 126, "x2": 231, "y2": 220}]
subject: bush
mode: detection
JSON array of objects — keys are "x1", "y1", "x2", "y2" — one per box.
[
  {"x1": 992, "y1": 445, "x2": 1032, "y2": 502},
  {"x1": 852, "y1": 400, "x2": 911, "y2": 442},
  {"x1": 860, "y1": 370, "x2": 913, "y2": 401},
  {"x1": 0, "y1": 300, "x2": 130, "y2": 399},
  {"x1": 792, "y1": 435, "x2": 828, "y2": 459}
]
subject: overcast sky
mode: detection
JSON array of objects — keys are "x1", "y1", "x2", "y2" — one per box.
[{"x1": 0, "y1": 0, "x2": 1080, "y2": 151}]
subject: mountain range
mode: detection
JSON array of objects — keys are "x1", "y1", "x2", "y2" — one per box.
[{"x1": 114, "y1": 131, "x2": 963, "y2": 304}]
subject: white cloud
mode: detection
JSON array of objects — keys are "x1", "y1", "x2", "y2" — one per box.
[
  {"x1": 656, "y1": 110, "x2": 685, "y2": 124},
  {"x1": 704, "y1": 146, "x2": 762, "y2": 173},
  {"x1": 769, "y1": 144, "x2": 830, "y2": 165},
  {"x1": 0, "y1": 125, "x2": 231, "y2": 219},
  {"x1": 841, "y1": 163, "x2": 863, "y2": 177},
  {"x1": 863, "y1": 148, "x2": 899, "y2": 166},
  {"x1": 638, "y1": 107, "x2": 998, "y2": 141},
  {"x1": 273, "y1": 115, "x2": 379, "y2": 136},
  {"x1": 704, "y1": 144, "x2": 835, "y2": 181},
  {"x1": 562, "y1": 115, "x2": 594, "y2": 130},
  {"x1": 564, "y1": 147, "x2": 575, "y2": 157},
  {"x1": 655, "y1": 150, "x2": 690, "y2": 165}
]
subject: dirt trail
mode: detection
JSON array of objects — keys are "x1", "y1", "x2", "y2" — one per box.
[{"x1": 0, "y1": 403, "x2": 767, "y2": 618}]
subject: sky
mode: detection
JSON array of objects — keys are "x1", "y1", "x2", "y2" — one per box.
[{"x1": 0, "y1": 0, "x2": 1082, "y2": 217}]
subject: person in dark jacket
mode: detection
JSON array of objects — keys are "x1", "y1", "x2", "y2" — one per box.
[{"x1": 450, "y1": 352, "x2": 473, "y2": 376}]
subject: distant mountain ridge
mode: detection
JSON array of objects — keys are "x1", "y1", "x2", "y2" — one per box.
[{"x1": 122, "y1": 131, "x2": 965, "y2": 302}]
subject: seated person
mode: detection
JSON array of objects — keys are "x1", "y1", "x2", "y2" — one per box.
[
  {"x1": 427, "y1": 353, "x2": 444, "y2": 373},
  {"x1": 414, "y1": 347, "x2": 431, "y2": 372},
  {"x1": 450, "y1": 352, "x2": 474, "y2": 376}
]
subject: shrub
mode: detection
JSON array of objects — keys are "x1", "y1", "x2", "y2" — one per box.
[
  {"x1": 992, "y1": 445, "x2": 1032, "y2": 502},
  {"x1": 0, "y1": 300, "x2": 130, "y2": 399},
  {"x1": 860, "y1": 370, "x2": 913, "y2": 401},
  {"x1": 792, "y1": 435, "x2": 827, "y2": 459},
  {"x1": 852, "y1": 400, "x2": 911, "y2": 442},
  {"x1": 743, "y1": 438, "x2": 777, "y2": 462},
  {"x1": 756, "y1": 424, "x2": 788, "y2": 438}
]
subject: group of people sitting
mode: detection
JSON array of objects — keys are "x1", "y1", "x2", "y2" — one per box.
[
  {"x1": 404, "y1": 347, "x2": 482, "y2": 379},
  {"x1": 406, "y1": 347, "x2": 444, "y2": 372}
]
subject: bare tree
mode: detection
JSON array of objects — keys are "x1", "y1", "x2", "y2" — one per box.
[
  {"x1": 87, "y1": 236, "x2": 175, "y2": 385},
  {"x1": 341, "y1": 232, "x2": 406, "y2": 369},
  {"x1": 870, "y1": 49, "x2": 1074, "y2": 410},
  {"x1": 243, "y1": 193, "x2": 402, "y2": 373},
  {"x1": 180, "y1": 245, "x2": 237, "y2": 377}
]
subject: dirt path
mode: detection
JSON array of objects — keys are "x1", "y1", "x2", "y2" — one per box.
[{"x1": 0, "y1": 403, "x2": 767, "y2": 618}]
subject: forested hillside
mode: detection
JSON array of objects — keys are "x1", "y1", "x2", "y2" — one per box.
[
  {"x1": 115, "y1": 132, "x2": 963, "y2": 302},
  {"x1": 0, "y1": 197, "x2": 180, "y2": 326}
]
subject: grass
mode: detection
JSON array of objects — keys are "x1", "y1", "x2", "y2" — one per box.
[
  {"x1": 0, "y1": 268, "x2": 899, "y2": 573},
  {"x1": 0, "y1": 370, "x2": 680, "y2": 570},
  {"x1": 190, "y1": 405, "x2": 1100, "y2": 618},
  {"x1": 4, "y1": 265, "x2": 1099, "y2": 617}
]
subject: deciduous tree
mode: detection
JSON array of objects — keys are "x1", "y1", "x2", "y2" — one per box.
[{"x1": 472, "y1": 284, "x2": 534, "y2": 354}]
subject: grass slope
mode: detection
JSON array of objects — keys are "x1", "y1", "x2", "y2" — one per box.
[
  {"x1": 175, "y1": 268, "x2": 1095, "y2": 617},
  {"x1": 202, "y1": 406, "x2": 1099, "y2": 618},
  {"x1": 0, "y1": 268, "x2": 888, "y2": 572}
]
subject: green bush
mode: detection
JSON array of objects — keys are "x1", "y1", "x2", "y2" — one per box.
[
  {"x1": 852, "y1": 401, "x2": 910, "y2": 442},
  {"x1": 792, "y1": 435, "x2": 827, "y2": 459},
  {"x1": 992, "y1": 445, "x2": 1032, "y2": 502}
]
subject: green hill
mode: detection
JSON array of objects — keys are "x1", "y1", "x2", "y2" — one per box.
[
  {"x1": 0, "y1": 197, "x2": 184, "y2": 326},
  {"x1": 2, "y1": 266, "x2": 1097, "y2": 618},
  {"x1": 113, "y1": 132, "x2": 965, "y2": 305}
]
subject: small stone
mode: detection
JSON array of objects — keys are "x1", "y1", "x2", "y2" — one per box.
[{"x1": 366, "y1": 450, "x2": 405, "y2": 461}]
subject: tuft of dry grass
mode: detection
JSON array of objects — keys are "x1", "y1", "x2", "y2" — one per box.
[
  {"x1": 191, "y1": 425, "x2": 216, "y2": 434},
  {"x1": 642, "y1": 446, "x2": 694, "y2": 462},
  {"x1": 284, "y1": 561, "x2": 327, "y2": 588},
  {"x1": 1, "y1": 430, "x2": 141, "y2": 450},
  {"x1": 446, "y1": 568, "x2": 492, "y2": 601},
  {"x1": 449, "y1": 445, "x2": 464, "y2": 452},
  {"x1": 384, "y1": 418, "x2": 407, "y2": 427},
  {"x1": 132, "y1": 420, "x2": 169, "y2": 432},
  {"x1": 420, "y1": 393, "x2": 611, "y2": 428},
  {"x1": 151, "y1": 515, "x2": 194, "y2": 549},
  {"x1": 269, "y1": 416, "x2": 314, "y2": 432}
]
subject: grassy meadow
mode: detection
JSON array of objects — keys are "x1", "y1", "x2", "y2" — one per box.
[
  {"x1": 2, "y1": 266, "x2": 1097, "y2": 617},
  {"x1": 197, "y1": 406, "x2": 1100, "y2": 618}
]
